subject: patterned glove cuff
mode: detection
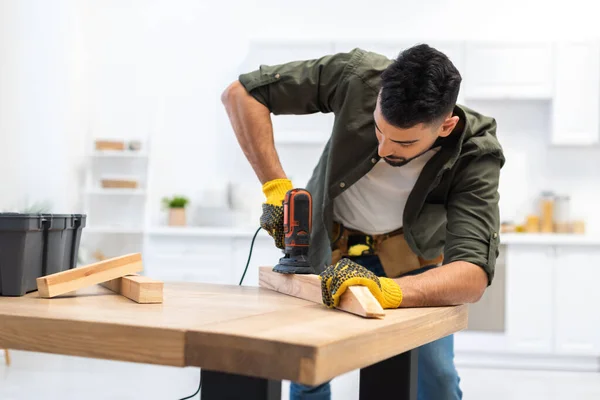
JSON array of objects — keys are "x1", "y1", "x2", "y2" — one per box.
[
  {"x1": 380, "y1": 278, "x2": 403, "y2": 309},
  {"x1": 262, "y1": 179, "x2": 293, "y2": 206}
]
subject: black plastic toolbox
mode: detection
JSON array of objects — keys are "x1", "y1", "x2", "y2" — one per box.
[{"x1": 0, "y1": 213, "x2": 87, "y2": 296}]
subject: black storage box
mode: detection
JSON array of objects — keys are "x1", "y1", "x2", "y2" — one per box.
[{"x1": 0, "y1": 213, "x2": 87, "y2": 296}]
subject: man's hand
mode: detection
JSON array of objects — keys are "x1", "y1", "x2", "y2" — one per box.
[
  {"x1": 260, "y1": 178, "x2": 293, "y2": 249},
  {"x1": 319, "y1": 258, "x2": 403, "y2": 309}
]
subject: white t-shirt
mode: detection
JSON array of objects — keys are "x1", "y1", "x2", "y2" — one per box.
[{"x1": 332, "y1": 148, "x2": 440, "y2": 235}]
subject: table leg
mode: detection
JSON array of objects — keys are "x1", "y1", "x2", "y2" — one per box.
[
  {"x1": 359, "y1": 348, "x2": 418, "y2": 400},
  {"x1": 200, "y1": 369, "x2": 281, "y2": 400}
]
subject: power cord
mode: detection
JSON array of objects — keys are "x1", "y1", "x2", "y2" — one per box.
[
  {"x1": 178, "y1": 376, "x2": 201, "y2": 400},
  {"x1": 239, "y1": 226, "x2": 262, "y2": 285},
  {"x1": 177, "y1": 226, "x2": 262, "y2": 399}
]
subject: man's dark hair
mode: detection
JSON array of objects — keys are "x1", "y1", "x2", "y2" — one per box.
[{"x1": 380, "y1": 43, "x2": 462, "y2": 129}]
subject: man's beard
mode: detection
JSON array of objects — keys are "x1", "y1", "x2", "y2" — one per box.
[
  {"x1": 383, "y1": 146, "x2": 434, "y2": 168},
  {"x1": 383, "y1": 157, "x2": 411, "y2": 167}
]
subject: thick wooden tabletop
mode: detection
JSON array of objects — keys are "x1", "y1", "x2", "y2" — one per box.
[{"x1": 0, "y1": 281, "x2": 468, "y2": 385}]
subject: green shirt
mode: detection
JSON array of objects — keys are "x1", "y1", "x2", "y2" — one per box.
[{"x1": 238, "y1": 48, "x2": 505, "y2": 284}]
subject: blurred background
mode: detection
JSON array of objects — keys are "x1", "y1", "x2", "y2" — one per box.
[{"x1": 1, "y1": 0, "x2": 600, "y2": 398}]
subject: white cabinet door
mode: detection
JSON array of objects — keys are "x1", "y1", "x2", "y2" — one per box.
[
  {"x1": 505, "y1": 244, "x2": 554, "y2": 353},
  {"x1": 232, "y1": 233, "x2": 283, "y2": 287},
  {"x1": 463, "y1": 42, "x2": 553, "y2": 99},
  {"x1": 553, "y1": 246, "x2": 600, "y2": 356},
  {"x1": 551, "y1": 41, "x2": 600, "y2": 146},
  {"x1": 144, "y1": 236, "x2": 233, "y2": 284}
]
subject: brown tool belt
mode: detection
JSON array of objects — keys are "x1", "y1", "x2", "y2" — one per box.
[{"x1": 331, "y1": 221, "x2": 443, "y2": 278}]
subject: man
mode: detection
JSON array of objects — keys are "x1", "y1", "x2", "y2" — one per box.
[{"x1": 221, "y1": 43, "x2": 505, "y2": 400}]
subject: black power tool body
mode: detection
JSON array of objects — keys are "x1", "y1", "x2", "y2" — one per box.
[{"x1": 273, "y1": 188, "x2": 316, "y2": 275}]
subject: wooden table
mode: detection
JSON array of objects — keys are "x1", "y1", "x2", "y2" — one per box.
[{"x1": 0, "y1": 281, "x2": 467, "y2": 400}]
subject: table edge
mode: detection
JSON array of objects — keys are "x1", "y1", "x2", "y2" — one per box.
[{"x1": 0, "y1": 313, "x2": 187, "y2": 367}]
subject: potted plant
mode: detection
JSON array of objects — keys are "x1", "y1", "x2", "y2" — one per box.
[{"x1": 162, "y1": 195, "x2": 189, "y2": 226}]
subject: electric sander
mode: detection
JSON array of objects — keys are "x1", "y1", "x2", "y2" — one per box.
[{"x1": 273, "y1": 188, "x2": 316, "y2": 275}]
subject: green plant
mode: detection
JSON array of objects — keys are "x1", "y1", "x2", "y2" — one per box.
[
  {"x1": 162, "y1": 195, "x2": 189, "y2": 209},
  {"x1": 20, "y1": 201, "x2": 52, "y2": 213}
]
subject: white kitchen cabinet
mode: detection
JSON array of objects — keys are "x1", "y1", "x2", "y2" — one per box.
[
  {"x1": 144, "y1": 234, "x2": 233, "y2": 284},
  {"x1": 232, "y1": 234, "x2": 282, "y2": 287},
  {"x1": 148, "y1": 253, "x2": 232, "y2": 284},
  {"x1": 505, "y1": 244, "x2": 554, "y2": 353},
  {"x1": 551, "y1": 41, "x2": 600, "y2": 146},
  {"x1": 463, "y1": 42, "x2": 553, "y2": 99},
  {"x1": 553, "y1": 246, "x2": 600, "y2": 356},
  {"x1": 502, "y1": 237, "x2": 600, "y2": 361}
]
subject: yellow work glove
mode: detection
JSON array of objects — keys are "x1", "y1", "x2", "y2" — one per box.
[
  {"x1": 319, "y1": 258, "x2": 403, "y2": 309},
  {"x1": 260, "y1": 178, "x2": 293, "y2": 249}
]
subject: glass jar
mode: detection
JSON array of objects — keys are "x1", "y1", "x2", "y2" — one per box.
[
  {"x1": 554, "y1": 195, "x2": 571, "y2": 233},
  {"x1": 539, "y1": 191, "x2": 555, "y2": 233}
]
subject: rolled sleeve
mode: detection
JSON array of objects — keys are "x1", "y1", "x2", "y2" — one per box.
[
  {"x1": 238, "y1": 50, "x2": 358, "y2": 115},
  {"x1": 444, "y1": 154, "x2": 503, "y2": 285}
]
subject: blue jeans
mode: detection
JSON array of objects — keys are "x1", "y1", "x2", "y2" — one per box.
[{"x1": 290, "y1": 255, "x2": 462, "y2": 400}]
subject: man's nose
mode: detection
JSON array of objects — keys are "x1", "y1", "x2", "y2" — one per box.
[{"x1": 378, "y1": 139, "x2": 394, "y2": 158}]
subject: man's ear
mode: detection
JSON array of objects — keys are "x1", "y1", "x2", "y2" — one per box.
[{"x1": 439, "y1": 115, "x2": 460, "y2": 138}]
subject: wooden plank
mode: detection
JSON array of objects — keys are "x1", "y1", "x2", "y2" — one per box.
[
  {"x1": 36, "y1": 253, "x2": 143, "y2": 298},
  {"x1": 258, "y1": 266, "x2": 385, "y2": 318},
  {"x1": 100, "y1": 275, "x2": 163, "y2": 303}
]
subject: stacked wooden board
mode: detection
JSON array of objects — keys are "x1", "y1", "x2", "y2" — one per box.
[{"x1": 36, "y1": 253, "x2": 163, "y2": 303}]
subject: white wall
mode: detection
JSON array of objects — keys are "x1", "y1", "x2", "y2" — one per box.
[
  {"x1": 3, "y1": 0, "x2": 600, "y2": 223},
  {"x1": 87, "y1": 1, "x2": 600, "y2": 231},
  {"x1": 466, "y1": 99, "x2": 600, "y2": 232},
  {"x1": 0, "y1": 0, "x2": 88, "y2": 212}
]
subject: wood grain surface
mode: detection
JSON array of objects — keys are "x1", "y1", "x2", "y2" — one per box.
[
  {"x1": 101, "y1": 275, "x2": 164, "y2": 303},
  {"x1": 258, "y1": 266, "x2": 385, "y2": 318},
  {"x1": 0, "y1": 278, "x2": 468, "y2": 385},
  {"x1": 36, "y1": 253, "x2": 143, "y2": 298}
]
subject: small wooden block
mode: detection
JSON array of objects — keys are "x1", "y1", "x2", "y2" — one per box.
[
  {"x1": 258, "y1": 266, "x2": 385, "y2": 319},
  {"x1": 101, "y1": 179, "x2": 138, "y2": 189},
  {"x1": 339, "y1": 286, "x2": 386, "y2": 318},
  {"x1": 101, "y1": 275, "x2": 163, "y2": 303},
  {"x1": 37, "y1": 253, "x2": 143, "y2": 298}
]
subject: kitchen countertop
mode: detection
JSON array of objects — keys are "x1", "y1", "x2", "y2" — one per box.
[
  {"x1": 500, "y1": 233, "x2": 600, "y2": 246},
  {"x1": 145, "y1": 226, "x2": 600, "y2": 246}
]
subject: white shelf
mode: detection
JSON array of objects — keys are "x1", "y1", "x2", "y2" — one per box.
[
  {"x1": 500, "y1": 233, "x2": 600, "y2": 246},
  {"x1": 91, "y1": 150, "x2": 148, "y2": 158},
  {"x1": 86, "y1": 188, "x2": 146, "y2": 196},
  {"x1": 148, "y1": 226, "x2": 265, "y2": 238},
  {"x1": 85, "y1": 226, "x2": 144, "y2": 234}
]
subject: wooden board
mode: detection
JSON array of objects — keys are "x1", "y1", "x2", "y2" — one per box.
[
  {"x1": 36, "y1": 253, "x2": 143, "y2": 298},
  {"x1": 0, "y1": 280, "x2": 467, "y2": 385},
  {"x1": 100, "y1": 275, "x2": 163, "y2": 303},
  {"x1": 258, "y1": 266, "x2": 384, "y2": 318},
  {"x1": 101, "y1": 179, "x2": 138, "y2": 189}
]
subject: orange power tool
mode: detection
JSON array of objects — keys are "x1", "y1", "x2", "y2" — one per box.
[{"x1": 273, "y1": 188, "x2": 316, "y2": 275}]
